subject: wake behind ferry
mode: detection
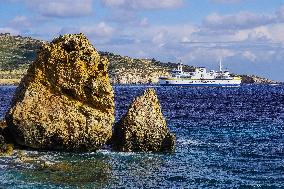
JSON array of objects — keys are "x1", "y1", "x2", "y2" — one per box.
[{"x1": 159, "y1": 61, "x2": 242, "y2": 87}]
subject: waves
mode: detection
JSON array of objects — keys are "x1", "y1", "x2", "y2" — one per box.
[{"x1": 0, "y1": 85, "x2": 284, "y2": 188}]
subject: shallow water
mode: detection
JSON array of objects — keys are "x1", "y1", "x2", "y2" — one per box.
[{"x1": 0, "y1": 85, "x2": 284, "y2": 188}]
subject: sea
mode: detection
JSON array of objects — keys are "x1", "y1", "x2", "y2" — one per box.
[{"x1": 0, "y1": 85, "x2": 284, "y2": 189}]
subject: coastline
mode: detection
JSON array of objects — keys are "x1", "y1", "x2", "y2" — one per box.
[{"x1": 0, "y1": 79, "x2": 20, "y2": 86}]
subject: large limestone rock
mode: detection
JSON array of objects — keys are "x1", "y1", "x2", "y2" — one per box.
[
  {"x1": 112, "y1": 88, "x2": 175, "y2": 152},
  {"x1": 5, "y1": 34, "x2": 114, "y2": 151}
]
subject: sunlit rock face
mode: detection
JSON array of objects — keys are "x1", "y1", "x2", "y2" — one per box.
[
  {"x1": 112, "y1": 88, "x2": 175, "y2": 152},
  {"x1": 6, "y1": 33, "x2": 115, "y2": 151}
]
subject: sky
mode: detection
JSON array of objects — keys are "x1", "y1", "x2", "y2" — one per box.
[{"x1": 1, "y1": 0, "x2": 284, "y2": 81}]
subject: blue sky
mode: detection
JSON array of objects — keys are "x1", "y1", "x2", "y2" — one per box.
[{"x1": 1, "y1": 0, "x2": 284, "y2": 81}]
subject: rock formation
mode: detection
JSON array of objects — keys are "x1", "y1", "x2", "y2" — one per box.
[
  {"x1": 0, "y1": 120, "x2": 6, "y2": 143},
  {"x1": 5, "y1": 33, "x2": 115, "y2": 151},
  {"x1": 0, "y1": 136, "x2": 13, "y2": 156},
  {"x1": 112, "y1": 88, "x2": 175, "y2": 152},
  {"x1": 0, "y1": 120, "x2": 13, "y2": 156},
  {"x1": 239, "y1": 74, "x2": 278, "y2": 84}
]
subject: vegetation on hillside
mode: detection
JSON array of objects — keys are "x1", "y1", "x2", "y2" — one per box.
[
  {"x1": 0, "y1": 33, "x2": 44, "y2": 81},
  {"x1": 100, "y1": 51, "x2": 194, "y2": 84}
]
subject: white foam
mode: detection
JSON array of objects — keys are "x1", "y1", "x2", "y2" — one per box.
[{"x1": 178, "y1": 138, "x2": 204, "y2": 146}]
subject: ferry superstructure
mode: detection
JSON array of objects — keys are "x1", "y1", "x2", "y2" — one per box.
[{"x1": 159, "y1": 61, "x2": 242, "y2": 87}]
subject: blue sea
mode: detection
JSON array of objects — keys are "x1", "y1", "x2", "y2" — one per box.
[{"x1": 0, "y1": 85, "x2": 284, "y2": 189}]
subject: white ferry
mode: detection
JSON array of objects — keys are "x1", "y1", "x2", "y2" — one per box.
[{"x1": 159, "y1": 61, "x2": 242, "y2": 87}]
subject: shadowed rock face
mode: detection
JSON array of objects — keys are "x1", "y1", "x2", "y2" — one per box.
[
  {"x1": 0, "y1": 120, "x2": 13, "y2": 156},
  {"x1": 0, "y1": 120, "x2": 12, "y2": 143},
  {"x1": 5, "y1": 34, "x2": 114, "y2": 151},
  {"x1": 112, "y1": 88, "x2": 175, "y2": 152},
  {"x1": 0, "y1": 137, "x2": 13, "y2": 156}
]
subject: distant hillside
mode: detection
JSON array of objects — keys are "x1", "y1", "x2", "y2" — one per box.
[
  {"x1": 237, "y1": 74, "x2": 277, "y2": 84},
  {"x1": 0, "y1": 33, "x2": 278, "y2": 85},
  {"x1": 100, "y1": 51, "x2": 194, "y2": 84},
  {"x1": 0, "y1": 33, "x2": 44, "y2": 83}
]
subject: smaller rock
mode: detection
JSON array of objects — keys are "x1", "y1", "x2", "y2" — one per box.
[
  {"x1": 0, "y1": 120, "x2": 14, "y2": 144},
  {"x1": 0, "y1": 120, "x2": 6, "y2": 131},
  {"x1": 0, "y1": 120, "x2": 14, "y2": 156},
  {"x1": 0, "y1": 142, "x2": 13, "y2": 156},
  {"x1": 0, "y1": 135, "x2": 13, "y2": 156},
  {"x1": 0, "y1": 135, "x2": 5, "y2": 146},
  {"x1": 0, "y1": 120, "x2": 7, "y2": 141},
  {"x1": 112, "y1": 88, "x2": 175, "y2": 152}
]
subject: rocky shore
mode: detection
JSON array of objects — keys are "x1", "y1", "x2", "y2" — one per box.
[
  {"x1": 1, "y1": 33, "x2": 175, "y2": 154},
  {"x1": 237, "y1": 74, "x2": 278, "y2": 84}
]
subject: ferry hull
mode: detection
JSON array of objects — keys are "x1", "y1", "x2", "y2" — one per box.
[
  {"x1": 160, "y1": 83, "x2": 241, "y2": 87},
  {"x1": 159, "y1": 78, "x2": 241, "y2": 87}
]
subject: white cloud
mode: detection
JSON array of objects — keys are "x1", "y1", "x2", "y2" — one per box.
[
  {"x1": 60, "y1": 22, "x2": 114, "y2": 42},
  {"x1": 268, "y1": 23, "x2": 284, "y2": 44},
  {"x1": 247, "y1": 27, "x2": 271, "y2": 41},
  {"x1": 1, "y1": 0, "x2": 19, "y2": 3},
  {"x1": 203, "y1": 12, "x2": 276, "y2": 30},
  {"x1": 152, "y1": 31, "x2": 168, "y2": 47},
  {"x1": 145, "y1": 24, "x2": 197, "y2": 44},
  {"x1": 184, "y1": 48, "x2": 235, "y2": 62},
  {"x1": 139, "y1": 18, "x2": 149, "y2": 27},
  {"x1": 0, "y1": 27, "x2": 20, "y2": 35},
  {"x1": 242, "y1": 51, "x2": 257, "y2": 62},
  {"x1": 9, "y1": 16, "x2": 32, "y2": 28},
  {"x1": 202, "y1": 6, "x2": 284, "y2": 33},
  {"x1": 181, "y1": 37, "x2": 191, "y2": 43},
  {"x1": 210, "y1": 0, "x2": 244, "y2": 3},
  {"x1": 231, "y1": 26, "x2": 271, "y2": 43},
  {"x1": 25, "y1": 0, "x2": 93, "y2": 17},
  {"x1": 101, "y1": 0, "x2": 126, "y2": 7},
  {"x1": 100, "y1": 0, "x2": 184, "y2": 10},
  {"x1": 84, "y1": 22, "x2": 114, "y2": 38},
  {"x1": 276, "y1": 6, "x2": 284, "y2": 20},
  {"x1": 106, "y1": 9, "x2": 138, "y2": 24}
]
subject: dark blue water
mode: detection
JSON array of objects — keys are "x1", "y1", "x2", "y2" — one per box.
[{"x1": 0, "y1": 85, "x2": 284, "y2": 188}]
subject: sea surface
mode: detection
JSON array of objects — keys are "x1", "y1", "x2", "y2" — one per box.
[{"x1": 0, "y1": 85, "x2": 284, "y2": 189}]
